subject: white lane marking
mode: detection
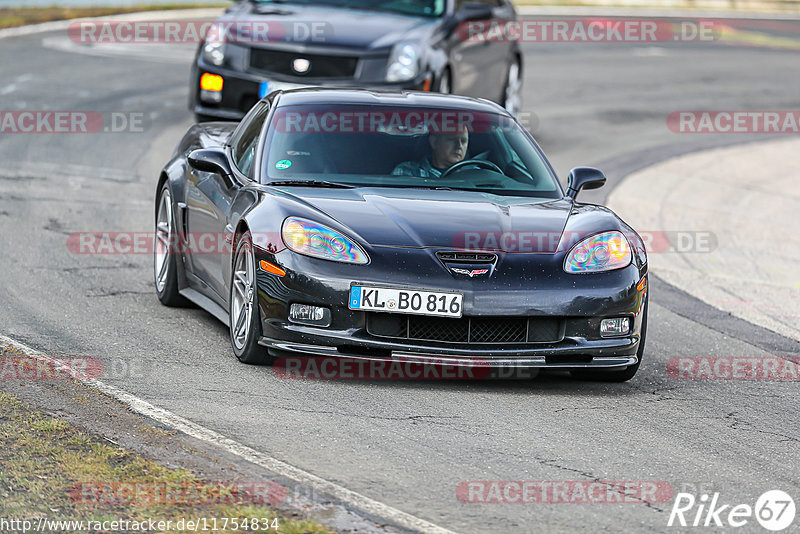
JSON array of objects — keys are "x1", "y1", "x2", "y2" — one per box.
[
  {"x1": 0, "y1": 8, "x2": 225, "y2": 41},
  {"x1": 0, "y1": 74, "x2": 34, "y2": 96},
  {"x1": 516, "y1": 5, "x2": 800, "y2": 20},
  {"x1": 0, "y1": 162, "x2": 135, "y2": 183},
  {"x1": 633, "y1": 47, "x2": 669, "y2": 57},
  {"x1": 41, "y1": 36, "x2": 195, "y2": 65},
  {"x1": 0, "y1": 334, "x2": 460, "y2": 534}
]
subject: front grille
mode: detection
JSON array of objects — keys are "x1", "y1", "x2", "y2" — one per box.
[
  {"x1": 409, "y1": 316, "x2": 470, "y2": 342},
  {"x1": 249, "y1": 48, "x2": 358, "y2": 78},
  {"x1": 470, "y1": 317, "x2": 526, "y2": 343},
  {"x1": 367, "y1": 314, "x2": 563, "y2": 344},
  {"x1": 436, "y1": 251, "x2": 497, "y2": 263},
  {"x1": 528, "y1": 318, "x2": 562, "y2": 342}
]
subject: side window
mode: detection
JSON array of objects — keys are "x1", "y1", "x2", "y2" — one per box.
[{"x1": 231, "y1": 103, "x2": 270, "y2": 178}]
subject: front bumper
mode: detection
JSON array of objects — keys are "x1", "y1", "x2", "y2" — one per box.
[
  {"x1": 254, "y1": 248, "x2": 648, "y2": 370},
  {"x1": 259, "y1": 331, "x2": 640, "y2": 369},
  {"x1": 191, "y1": 62, "x2": 430, "y2": 120}
]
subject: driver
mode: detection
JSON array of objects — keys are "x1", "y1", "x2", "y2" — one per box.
[{"x1": 391, "y1": 128, "x2": 468, "y2": 178}]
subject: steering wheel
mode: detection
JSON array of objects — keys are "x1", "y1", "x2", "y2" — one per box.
[{"x1": 440, "y1": 159, "x2": 503, "y2": 178}]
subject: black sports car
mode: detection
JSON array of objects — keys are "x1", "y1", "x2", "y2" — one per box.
[
  {"x1": 190, "y1": 0, "x2": 522, "y2": 121},
  {"x1": 156, "y1": 88, "x2": 648, "y2": 381}
]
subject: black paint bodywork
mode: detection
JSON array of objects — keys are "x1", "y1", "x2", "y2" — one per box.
[
  {"x1": 190, "y1": 0, "x2": 521, "y2": 120},
  {"x1": 160, "y1": 89, "x2": 648, "y2": 369}
]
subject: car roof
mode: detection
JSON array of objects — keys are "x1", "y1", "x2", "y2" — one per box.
[{"x1": 268, "y1": 88, "x2": 508, "y2": 114}]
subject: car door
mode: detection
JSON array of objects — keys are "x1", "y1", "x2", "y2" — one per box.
[
  {"x1": 185, "y1": 102, "x2": 269, "y2": 305},
  {"x1": 489, "y1": 0, "x2": 517, "y2": 102},
  {"x1": 450, "y1": 0, "x2": 514, "y2": 101}
]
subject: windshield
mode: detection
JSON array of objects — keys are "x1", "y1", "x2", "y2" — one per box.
[
  {"x1": 261, "y1": 104, "x2": 563, "y2": 198},
  {"x1": 252, "y1": 0, "x2": 445, "y2": 17}
]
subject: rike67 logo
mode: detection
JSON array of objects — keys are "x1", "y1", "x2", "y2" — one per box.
[{"x1": 668, "y1": 490, "x2": 796, "y2": 531}]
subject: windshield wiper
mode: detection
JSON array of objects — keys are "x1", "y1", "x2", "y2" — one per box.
[
  {"x1": 405, "y1": 185, "x2": 457, "y2": 190},
  {"x1": 339, "y1": 183, "x2": 457, "y2": 191},
  {"x1": 264, "y1": 180, "x2": 355, "y2": 189}
]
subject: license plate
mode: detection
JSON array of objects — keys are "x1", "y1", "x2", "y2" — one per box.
[{"x1": 349, "y1": 285, "x2": 463, "y2": 318}]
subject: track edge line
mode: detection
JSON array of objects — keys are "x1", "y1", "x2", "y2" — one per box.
[{"x1": 0, "y1": 333, "x2": 460, "y2": 534}]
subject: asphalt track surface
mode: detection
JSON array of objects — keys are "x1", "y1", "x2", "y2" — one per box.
[{"x1": 1, "y1": 15, "x2": 800, "y2": 533}]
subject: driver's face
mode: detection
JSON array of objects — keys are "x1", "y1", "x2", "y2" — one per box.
[{"x1": 430, "y1": 131, "x2": 468, "y2": 168}]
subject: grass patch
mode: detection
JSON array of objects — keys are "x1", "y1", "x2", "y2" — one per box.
[
  {"x1": 0, "y1": 4, "x2": 230, "y2": 30},
  {"x1": 0, "y1": 390, "x2": 332, "y2": 534}
]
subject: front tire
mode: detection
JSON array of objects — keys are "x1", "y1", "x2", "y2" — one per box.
[
  {"x1": 229, "y1": 232, "x2": 272, "y2": 365},
  {"x1": 570, "y1": 293, "x2": 648, "y2": 383},
  {"x1": 154, "y1": 184, "x2": 188, "y2": 307}
]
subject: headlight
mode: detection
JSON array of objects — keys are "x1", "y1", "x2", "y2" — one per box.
[
  {"x1": 386, "y1": 42, "x2": 422, "y2": 82},
  {"x1": 564, "y1": 231, "x2": 631, "y2": 273},
  {"x1": 202, "y1": 41, "x2": 225, "y2": 66},
  {"x1": 281, "y1": 217, "x2": 369, "y2": 264},
  {"x1": 201, "y1": 24, "x2": 226, "y2": 66}
]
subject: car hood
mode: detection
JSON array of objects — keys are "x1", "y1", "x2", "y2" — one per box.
[
  {"x1": 278, "y1": 188, "x2": 573, "y2": 252},
  {"x1": 222, "y1": 3, "x2": 439, "y2": 50}
]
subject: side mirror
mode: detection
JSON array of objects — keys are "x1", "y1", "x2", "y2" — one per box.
[
  {"x1": 188, "y1": 148, "x2": 233, "y2": 177},
  {"x1": 566, "y1": 167, "x2": 606, "y2": 199},
  {"x1": 454, "y1": 2, "x2": 495, "y2": 22}
]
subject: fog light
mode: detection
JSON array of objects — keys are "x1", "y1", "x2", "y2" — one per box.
[
  {"x1": 289, "y1": 303, "x2": 331, "y2": 327},
  {"x1": 200, "y1": 73, "x2": 223, "y2": 103},
  {"x1": 200, "y1": 73, "x2": 223, "y2": 91},
  {"x1": 600, "y1": 317, "x2": 630, "y2": 337},
  {"x1": 200, "y1": 90, "x2": 222, "y2": 103}
]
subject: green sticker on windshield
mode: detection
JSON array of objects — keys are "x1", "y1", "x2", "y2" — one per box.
[{"x1": 275, "y1": 159, "x2": 292, "y2": 170}]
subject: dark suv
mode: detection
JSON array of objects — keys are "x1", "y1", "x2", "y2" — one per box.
[{"x1": 190, "y1": 0, "x2": 523, "y2": 121}]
